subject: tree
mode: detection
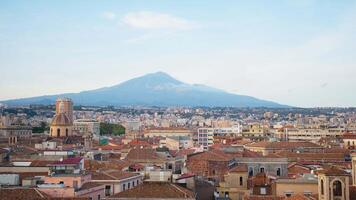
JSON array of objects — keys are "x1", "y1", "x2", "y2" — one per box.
[{"x1": 100, "y1": 123, "x2": 125, "y2": 136}]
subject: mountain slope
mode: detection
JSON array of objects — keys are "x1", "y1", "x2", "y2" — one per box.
[{"x1": 2, "y1": 72, "x2": 288, "y2": 107}]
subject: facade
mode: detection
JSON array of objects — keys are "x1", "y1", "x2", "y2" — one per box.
[
  {"x1": 285, "y1": 128, "x2": 344, "y2": 142},
  {"x1": 73, "y1": 119, "x2": 100, "y2": 136},
  {"x1": 197, "y1": 128, "x2": 214, "y2": 150},
  {"x1": 274, "y1": 174, "x2": 318, "y2": 197},
  {"x1": 244, "y1": 141, "x2": 323, "y2": 156},
  {"x1": 342, "y1": 133, "x2": 356, "y2": 149},
  {"x1": 90, "y1": 170, "x2": 143, "y2": 197},
  {"x1": 234, "y1": 157, "x2": 288, "y2": 177},
  {"x1": 0, "y1": 125, "x2": 32, "y2": 144},
  {"x1": 216, "y1": 165, "x2": 249, "y2": 200},
  {"x1": 144, "y1": 128, "x2": 193, "y2": 138},
  {"x1": 163, "y1": 136, "x2": 193, "y2": 150}
]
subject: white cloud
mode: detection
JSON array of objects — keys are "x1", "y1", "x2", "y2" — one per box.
[
  {"x1": 102, "y1": 11, "x2": 116, "y2": 20},
  {"x1": 122, "y1": 11, "x2": 196, "y2": 30}
]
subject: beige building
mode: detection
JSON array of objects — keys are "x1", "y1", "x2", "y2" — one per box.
[
  {"x1": 318, "y1": 166, "x2": 350, "y2": 200},
  {"x1": 144, "y1": 128, "x2": 192, "y2": 138},
  {"x1": 274, "y1": 174, "x2": 318, "y2": 197},
  {"x1": 216, "y1": 164, "x2": 249, "y2": 200},
  {"x1": 50, "y1": 98, "x2": 74, "y2": 137},
  {"x1": 73, "y1": 119, "x2": 100, "y2": 136}
]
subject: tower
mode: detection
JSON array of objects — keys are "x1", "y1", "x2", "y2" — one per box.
[
  {"x1": 318, "y1": 166, "x2": 350, "y2": 200},
  {"x1": 55, "y1": 98, "x2": 73, "y2": 123},
  {"x1": 50, "y1": 98, "x2": 73, "y2": 137}
]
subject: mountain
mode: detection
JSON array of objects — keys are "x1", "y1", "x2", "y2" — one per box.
[{"x1": 2, "y1": 72, "x2": 288, "y2": 107}]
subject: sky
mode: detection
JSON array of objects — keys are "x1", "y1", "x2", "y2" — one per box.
[{"x1": 0, "y1": 0, "x2": 356, "y2": 107}]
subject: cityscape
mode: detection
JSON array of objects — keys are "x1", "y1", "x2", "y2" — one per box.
[{"x1": 1, "y1": 1, "x2": 356, "y2": 200}]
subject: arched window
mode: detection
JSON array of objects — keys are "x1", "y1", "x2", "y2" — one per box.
[
  {"x1": 260, "y1": 167, "x2": 265, "y2": 173},
  {"x1": 57, "y1": 128, "x2": 60, "y2": 137},
  {"x1": 333, "y1": 180, "x2": 342, "y2": 197},
  {"x1": 239, "y1": 176, "x2": 243, "y2": 186},
  {"x1": 320, "y1": 179, "x2": 324, "y2": 195},
  {"x1": 66, "y1": 129, "x2": 68, "y2": 137}
]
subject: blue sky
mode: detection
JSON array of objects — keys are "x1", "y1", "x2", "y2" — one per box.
[{"x1": 1, "y1": 0, "x2": 356, "y2": 107}]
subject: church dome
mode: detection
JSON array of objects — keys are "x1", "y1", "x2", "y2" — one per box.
[{"x1": 51, "y1": 113, "x2": 72, "y2": 126}]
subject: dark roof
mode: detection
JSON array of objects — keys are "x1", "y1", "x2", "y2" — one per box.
[
  {"x1": 318, "y1": 166, "x2": 349, "y2": 176},
  {"x1": 107, "y1": 182, "x2": 195, "y2": 199},
  {"x1": 91, "y1": 170, "x2": 140, "y2": 180}
]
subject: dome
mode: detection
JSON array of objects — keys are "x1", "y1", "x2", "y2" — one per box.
[{"x1": 51, "y1": 113, "x2": 72, "y2": 126}]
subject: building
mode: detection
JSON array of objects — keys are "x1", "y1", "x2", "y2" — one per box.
[
  {"x1": 39, "y1": 157, "x2": 105, "y2": 200},
  {"x1": 244, "y1": 141, "x2": 323, "y2": 156},
  {"x1": 318, "y1": 166, "x2": 350, "y2": 200},
  {"x1": 216, "y1": 164, "x2": 249, "y2": 200},
  {"x1": 73, "y1": 119, "x2": 100, "y2": 136},
  {"x1": 234, "y1": 157, "x2": 288, "y2": 177},
  {"x1": 0, "y1": 125, "x2": 32, "y2": 145},
  {"x1": 90, "y1": 170, "x2": 143, "y2": 197},
  {"x1": 162, "y1": 136, "x2": 193, "y2": 150},
  {"x1": 274, "y1": 174, "x2": 318, "y2": 197},
  {"x1": 50, "y1": 98, "x2": 74, "y2": 137},
  {"x1": 285, "y1": 128, "x2": 344, "y2": 142},
  {"x1": 342, "y1": 133, "x2": 356, "y2": 149},
  {"x1": 197, "y1": 128, "x2": 214, "y2": 150},
  {"x1": 144, "y1": 128, "x2": 192, "y2": 138}
]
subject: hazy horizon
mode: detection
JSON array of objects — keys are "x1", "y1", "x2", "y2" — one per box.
[{"x1": 1, "y1": 0, "x2": 356, "y2": 107}]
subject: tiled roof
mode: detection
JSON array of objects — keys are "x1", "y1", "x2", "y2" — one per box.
[
  {"x1": 85, "y1": 159, "x2": 132, "y2": 171},
  {"x1": 91, "y1": 170, "x2": 139, "y2": 180},
  {"x1": 107, "y1": 182, "x2": 195, "y2": 199},
  {"x1": 0, "y1": 188, "x2": 50, "y2": 200},
  {"x1": 246, "y1": 141, "x2": 321, "y2": 149},
  {"x1": 125, "y1": 147, "x2": 163, "y2": 163},
  {"x1": 79, "y1": 182, "x2": 103, "y2": 190},
  {"x1": 245, "y1": 195, "x2": 285, "y2": 200},
  {"x1": 50, "y1": 157, "x2": 83, "y2": 166},
  {"x1": 229, "y1": 164, "x2": 247, "y2": 173},
  {"x1": 317, "y1": 166, "x2": 349, "y2": 176},
  {"x1": 176, "y1": 173, "x2": 195, "y2": 180}
]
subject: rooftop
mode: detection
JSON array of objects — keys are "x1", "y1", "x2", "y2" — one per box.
[{"x1": 106, "y1": 182, "x2": 195, "y2": 199}]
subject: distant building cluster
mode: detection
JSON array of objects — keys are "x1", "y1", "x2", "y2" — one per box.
[{"x1": 0, "y1": 99, "x2": 356, "y2": 199}]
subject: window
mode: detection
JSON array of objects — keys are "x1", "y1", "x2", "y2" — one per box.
[
  {"x1": 260, "y1": 167, "x2": 265, "y2": 173},
  {"x1": 132, "y1": 181, "x2": 135, "y2": 187},
  {"x1": 333, "y1": 180, "x2": 342, "y2": 197},
  {"x1": 277, "y1": 168, "x2": 281, "y2": 176},
  {"x1": 249, "y1": 168, "x2": 253, "y2": 176},
  {"x1": 239, "y1": 176, "x2": 243, "y2": 186},
  {"x1": 128, "y1": 182, "x2": 130, "y2": 189},
  {"x1": 320, "y1": 179, "x2": 324, "y2": 195},
  {"x1": 59, "y1": 181, "x2": 64, "y2": 184},
  {"x1": 66, "y1": 129, "x2": 68, "y2": 136},
  {"x1": 98, "y1": 195, "x2": 100, "y2": 200},
  {"x1": 123, "y1": 183, "x2": 126, "y2": 191},
  {"x1": 105, "y1": 185, "x2": 111, "y2": 196},
  {"x1": 260, "y1": 187, "x2": 266, "y2": 195},
  {"x1": 57, "y1": 128, "x2": 60, "y2": 137},
  {"x1": 137, "y1": 180, "x2": 139, "y2": 185}
]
